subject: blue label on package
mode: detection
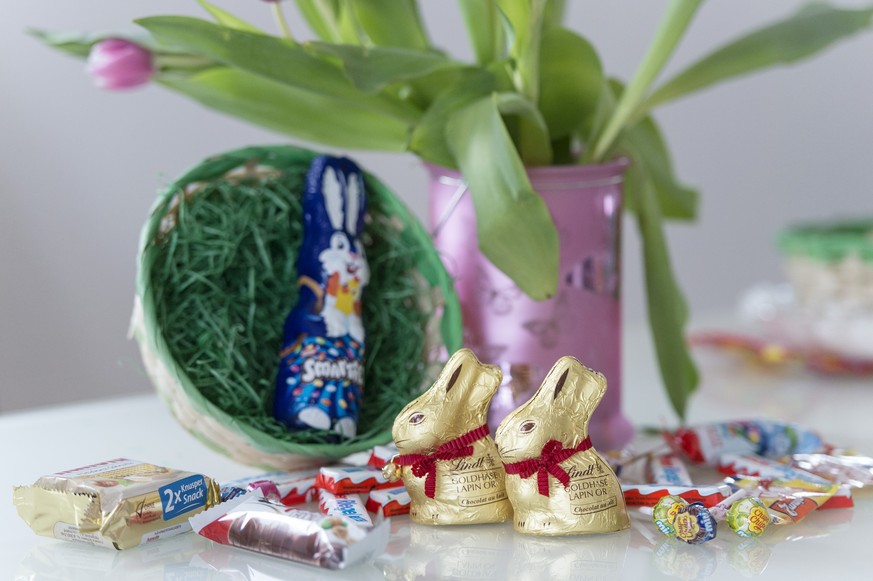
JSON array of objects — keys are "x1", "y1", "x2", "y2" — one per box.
[{"x1": 159, "y1": 474, "x2": 208, "y2": 520}]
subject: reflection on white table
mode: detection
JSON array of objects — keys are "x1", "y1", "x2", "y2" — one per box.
[{"x1": 4, "y1": 324, "x2": 873, "y2": 580}]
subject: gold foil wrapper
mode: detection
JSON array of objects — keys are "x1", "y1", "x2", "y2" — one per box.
[
  {"x1": 13, "y1": 458, "x2": 219, "y2": 550},
  {"x1": 495, "y1": 356, "x2": 630, "y2": 535},
  {"x1": 388, "y1": 348, "x2": 513, "y2": 525}
]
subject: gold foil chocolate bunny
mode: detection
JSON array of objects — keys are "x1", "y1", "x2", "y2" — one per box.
[
  {"x1": 384, "y1": 348, "x2": 513, "y2": 525},
  {"x1": 495, "y1": 356, "x2": 629, "y2": 535}
]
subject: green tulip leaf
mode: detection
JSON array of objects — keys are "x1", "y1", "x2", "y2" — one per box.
[
  {"x1": 605, "y1": 79, "x2": 698, "y2": 221},
  {"x1": 458, "y1": 0, "x2": 505, "y2": 65},
  {"x1": 295, "y1": 0, "x2": 345, "y2": 43},
  {"x1": 410, "y1": 69, "x2": 499, "y2": 168},
  {"x1": 621, "y1": 116, "x2": 698, "y2": 220},
  {"x1": 645, "y1": 3, "x2": 873, "y2": 110},
  {"x1": 628, "y1": 164, "x2": 699, "y2": 420},
  {"x1": 136, "y1": 16, "x2": 420, "y2": 123},
  {"x1": 306, "y1": 43, "x2": 461, "y2": 93},
  {"x1": 197, "y1": 0, "x2": 261, "y2": 34},
  {"x1": 446, "y1": 94, "x2": 559, "y2": 300},
  {"x1": 158, "y1": 67, "x2": 410, "y2": 152},
  {"x1": 350, "y1": 0, "x2": 430, "y2": 49},
  {"x1": 495, "y1": 92, "x2": 553, "y2": 165},
  {"x1": 539, "y1": 27, "x2": 604, "y2": 139}
]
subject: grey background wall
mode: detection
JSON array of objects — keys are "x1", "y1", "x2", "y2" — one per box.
[{"x1": 2, "y1": 1, "x2": 871, "y2": 412}]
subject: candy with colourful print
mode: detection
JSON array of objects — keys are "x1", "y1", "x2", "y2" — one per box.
[
  {"x1": 652, "y1": 495, "x2": 688, "y2": 536},
  {"x1": 672, "y1": 502, "x2": 718, "y2": 544},
  {"x1": 667, "y1": 419, "x2": 824, "y2": 465},
  {"x1": 726, "y1": 497, "x2": 771, "y2": 538},
  {"x1": 274, "y1": 156, "x2": 369, "y2": 438}
]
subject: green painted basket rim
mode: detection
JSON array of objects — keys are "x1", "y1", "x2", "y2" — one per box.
[
  {"x1": 779, "y1": 218, "x2": 873, "y2": 263},
  {"x1": 135, "y1": 145, "x2": 461, "y2": 460}
]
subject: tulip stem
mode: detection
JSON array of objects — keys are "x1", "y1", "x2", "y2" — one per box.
[{"x1": 271, "y1": 3, "x2": 294, "y2": 41}]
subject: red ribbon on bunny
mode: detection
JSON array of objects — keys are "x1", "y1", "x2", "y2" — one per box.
[
  {"x1": 503, "y1": 437, "x2": 592, "y2": 497},
  {"x1": 393, "y1": 424, "x2": 491, "y2": 498}
]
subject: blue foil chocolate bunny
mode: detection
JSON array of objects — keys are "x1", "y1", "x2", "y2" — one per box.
[{"x1": 274, "y1": 156, "x2": 369, "y2": 438}]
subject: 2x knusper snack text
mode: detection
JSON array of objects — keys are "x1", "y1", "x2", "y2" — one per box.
[{"x1": 13, "y1": 458, "x2": 219, "y2": 550}]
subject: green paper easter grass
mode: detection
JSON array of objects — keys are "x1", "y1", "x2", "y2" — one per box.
[{"x1": 135, "y1": 145, "x2": 461, "y2": 462}]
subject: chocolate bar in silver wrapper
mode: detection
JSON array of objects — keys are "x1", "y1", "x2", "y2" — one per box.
[{"x1": 189, "y1": 490, "x2": 388, "y2": 570}]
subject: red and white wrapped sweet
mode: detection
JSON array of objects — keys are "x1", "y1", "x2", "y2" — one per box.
[
  {"x1": 622, "y1": 483, "x2": 732, "y2": 508},
  {"x1": 315, "y1": 466, "x2": 402, "y2": 495},
  {"x1": 366, "y1": 488, "x2": 410, "y2": 517},
  {"x1": 367, "y1": 444, "x2": 399, "y2": 470},
  {"x1": 317, "y1": 489, "x2": 373, "y2": 529}
]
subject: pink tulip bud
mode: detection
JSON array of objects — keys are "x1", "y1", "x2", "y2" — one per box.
[{"x1": 86, "y1": 38, "x2": 155, "y2": 90}]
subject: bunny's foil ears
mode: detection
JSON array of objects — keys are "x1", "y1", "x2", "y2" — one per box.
[
  {"x1": 433, "y1": 348, "x2": 503, "y2": 396},
  {"x1": 304, "y1": 155, "x2": 367, "y2": 238}
]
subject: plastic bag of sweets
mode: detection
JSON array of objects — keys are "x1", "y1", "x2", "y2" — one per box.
[
  {"x1": 789, "y1": 453, "x2": 873, "y2": 488},
  {"x1": 190, "y1": 490, "x2": 388, "y2": 570},
  {"x1": 13, "y1": 458, "x2": 219, "y2": 550},
  {"x1": 725, "y1": 476, "x2": 839, "y2": 525},
  {"x1": 717, "y1": 453, "x2": 853, "y2": 509},
  {"x1": 667, "y1": 419, "x2": 824, "y2": 465}
]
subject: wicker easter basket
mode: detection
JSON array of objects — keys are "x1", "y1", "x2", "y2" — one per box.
[{"x1": 131, "y1": 145, "x2": 462, "y2": 470}]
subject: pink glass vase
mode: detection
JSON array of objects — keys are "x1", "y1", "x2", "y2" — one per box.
[{"x1": 427, "y1": 160, "x2": 634, "y2": 451}]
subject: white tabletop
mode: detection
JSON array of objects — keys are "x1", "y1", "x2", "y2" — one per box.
[{"x1": 3, "y1": 325, "x2": 873, "y2": 580}]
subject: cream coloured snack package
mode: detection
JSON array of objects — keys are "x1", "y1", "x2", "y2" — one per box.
[{"x1": 13, "y1": 458, "x2": 219, "y2": 550}]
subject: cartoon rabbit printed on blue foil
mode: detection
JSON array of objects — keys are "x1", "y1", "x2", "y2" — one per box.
[{"x1": 274, "y1": 156, "x2": 369, "y2": 438}]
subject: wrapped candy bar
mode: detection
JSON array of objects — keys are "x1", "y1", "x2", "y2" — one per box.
[
  {"x1": 646, "y1": 453, "x2": 693, "y2": 486},
  {"x1": 717, "y1": 453, "x2": 853, "y2": 509},
  {"x1": 366, "y1": 488, "x2": 411, "y2": 517},
  {"x1": 495, "y1": 356, "x2": 629, "y2": 535},
  {"x1": 316, "y1": 466, "x2": 401, "y2": 495},
  {"x1": 384, "y1": 349, "x2": 513, "y2": 526},
  {"x1": 274, "y1": 156, "x2": 369, "y2": 438},
  {"x1": 13, "y1": 458, "x2": 219, "y2": 550},
  {"x1": 223, "y1": 470, "x2": 317, "y2": 506},
  {"x1": 367, "y1": 444, "x2": 399, "y2": 469},
  {"x1": 615, "y1": 451, "x2": 693, "y2": 486},
  {"x1": 622, "y1": 483, "x2": 732, "y2": 508},
  {"x1": 317, "y1": 490, "x2": 373, "y2": 529},
  {"x1": 667, "y1": 419, "x2": 823, "y2": 464},
  {"x1": 789, "y1": 453, "x2": 873, "y2": 488},
  {"x1": 190, "y1": 491, "x2": 388, "y2": 570}
]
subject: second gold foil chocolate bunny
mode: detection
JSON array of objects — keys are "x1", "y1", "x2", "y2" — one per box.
[
  {"x1": 495, "y1": 356, "x2": 630, "y2": 535},
  {"x1": 385, "y1": 348, "x2": 513, "y2": 525}
]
